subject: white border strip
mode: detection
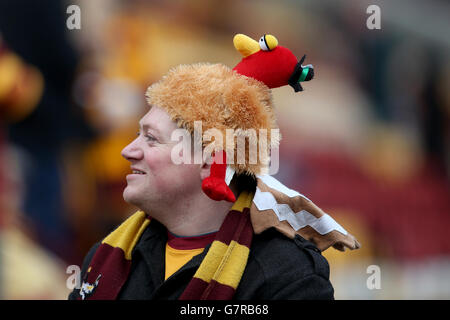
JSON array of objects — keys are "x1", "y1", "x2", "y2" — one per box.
[{"x1": 253, "y1": 186, "x2": 348, "y2": 236}]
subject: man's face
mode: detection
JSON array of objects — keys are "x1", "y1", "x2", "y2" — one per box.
[{"x1": 121, "y1": 106, "x2": 201, "y2": 209}]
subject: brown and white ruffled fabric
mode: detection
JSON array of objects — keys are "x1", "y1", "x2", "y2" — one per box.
[{"x1": 250, "y1": 174, "x2": 361, "y2": 252}]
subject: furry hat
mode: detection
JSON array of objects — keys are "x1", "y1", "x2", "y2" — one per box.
[{"x1": 145, "y1": 33, "x2": 314, "y2": 202}]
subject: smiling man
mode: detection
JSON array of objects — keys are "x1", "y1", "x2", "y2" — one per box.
[
  {"x1": 121, "y1": 105, "x2": 237, "y2": 238},
  {"x1": 69, "y1": 34, "x2": 360, "y2": 300}
]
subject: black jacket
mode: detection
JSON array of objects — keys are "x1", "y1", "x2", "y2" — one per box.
[{"x1": 69, "y1": 219, "x2": 334, "y2": 300}]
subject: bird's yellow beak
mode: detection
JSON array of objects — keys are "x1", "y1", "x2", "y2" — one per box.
[{"x1": 233, "y1": 34, "x2": 260, "y2": 58}]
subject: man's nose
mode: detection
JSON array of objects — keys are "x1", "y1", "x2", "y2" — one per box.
[{"x1": 121, "y1": 138, "x2": 143, "y2": 161}]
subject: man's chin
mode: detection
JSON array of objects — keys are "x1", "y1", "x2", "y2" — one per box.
[
  {"x1": 123, "y1": 187, "x2": 140, "y2": 206},
  {"x1": 123, "y1": 187, "x2": 155, "y2": 209}
]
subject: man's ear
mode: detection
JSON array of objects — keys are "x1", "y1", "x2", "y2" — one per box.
[
  {"x1": 199, "y1": 149, "x2": 216, "y2": 180},
  {"x1": 200, "y1": 160, "x2": 211, "y2": 180}
]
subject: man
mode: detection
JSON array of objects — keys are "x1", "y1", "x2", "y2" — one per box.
[{"x1": 69, "y1": 34, "x2": 359, "y2": 300}]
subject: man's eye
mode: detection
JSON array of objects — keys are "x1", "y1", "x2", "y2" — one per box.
[{"x1": 137, "y1": 131, "x2": 157, "y2": 142}]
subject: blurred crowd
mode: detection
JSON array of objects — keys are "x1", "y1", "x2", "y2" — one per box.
[{"x1": 0, "y1": 0, "x2": 449, "y2": 299}]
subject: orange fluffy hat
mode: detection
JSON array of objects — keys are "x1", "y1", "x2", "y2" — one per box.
[{"x1": 145, "y1": 33, "x2": 314, "y2": 202}]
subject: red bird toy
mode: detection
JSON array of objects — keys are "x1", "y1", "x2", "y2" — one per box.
[
  {"x1": 202, "y1": 33, "x2": 314, "y2": 202},
  {"x1": 233, "y1": 33, "x2": 314, "y2": 92}
]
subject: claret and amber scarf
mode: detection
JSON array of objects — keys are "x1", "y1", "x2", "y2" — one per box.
[
  {"x1": 77, "y1": 175, "x2": 360, "y2": 300},
  {"x1": 78, "y1": 191, "x2": 254, "y2": 300}
]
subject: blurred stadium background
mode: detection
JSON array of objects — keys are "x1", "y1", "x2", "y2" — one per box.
[{"x1": 0, "y1": 0, "x2": 449, "y2": 299}]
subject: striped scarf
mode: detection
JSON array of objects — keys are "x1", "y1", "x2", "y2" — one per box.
[{"x1": 78, "y1": 191, "x2": 254, "y2": 300}]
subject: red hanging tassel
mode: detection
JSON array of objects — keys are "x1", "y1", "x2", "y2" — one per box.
[{"x1": 201, "y1": 150, "x2": 236, "y2": 202}]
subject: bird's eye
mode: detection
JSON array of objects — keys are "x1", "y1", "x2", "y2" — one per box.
[{"x1": 259, "y1": 34, "x2": 278, "y2": 51}]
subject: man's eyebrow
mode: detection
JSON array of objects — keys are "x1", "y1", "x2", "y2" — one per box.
[{"x1": 139, "y1": 122, "x2": 161, "y2": 135}]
